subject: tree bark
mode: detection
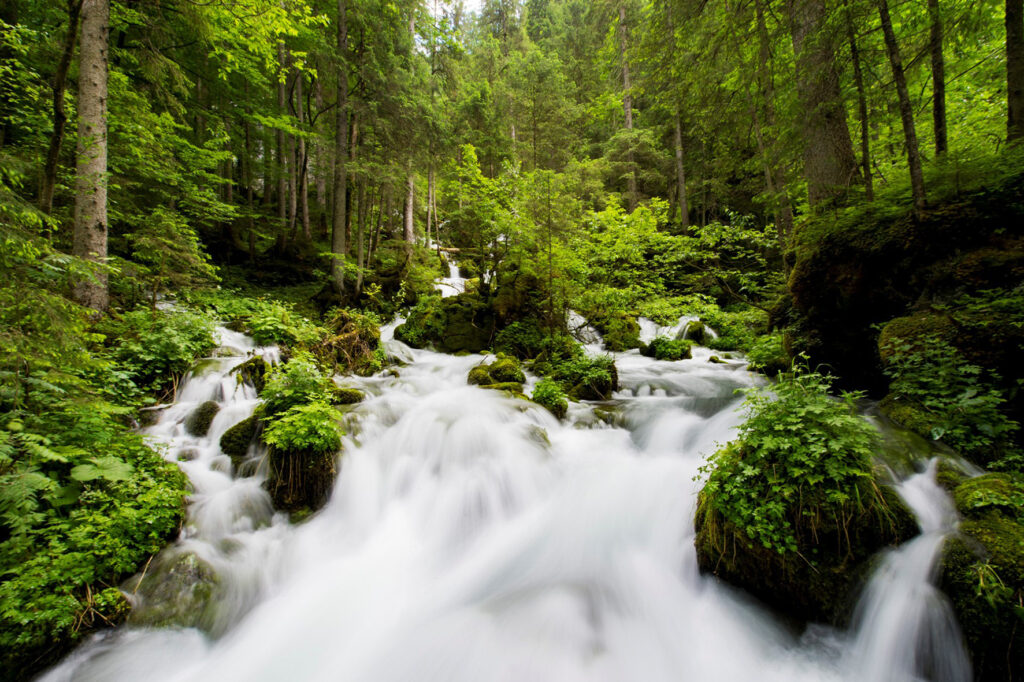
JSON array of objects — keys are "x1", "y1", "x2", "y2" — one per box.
[
  {"x1": 673, "y1": 113, "x2": 689, "y2": 232},
  {"x1": 619, "y1": 4, "x2": 638, "y2": 212},
  {"x1": 331, "y1": 0, "x2": 349, "y2": 294},
  {"x1": 1008, "y1": 0, "x2": 1024, "y2": 141},
  {"x1": 928, "y1": 0, "x2": 947, "y2": 155},
  {"x1": 72, "y1": 0, "x2": 109, "y2": 312},
  {"x1": 277, "y1": 42, "x2": 288, "y2": 240},
  {"x1": 877, "y1": 0, "x2": 926, "y2": 212},
  {"x1": 786, "y1": 0, "x2": 859, "y2": 207},
  {"x1": 40, "y1": 0, "x2": 83, "y2": 214},
  {"x1": 845, "y1": 6, "x2": 874, "y2": 200},
  {"x1": 355, "y1": 177, "x2": 367, "y2": 296},
  {"x1": 295, "y1": 71, "x2": 311, "y2": 242},
  {"x1": 404, "y1": 173, "x2": 415, "y2": 243}
]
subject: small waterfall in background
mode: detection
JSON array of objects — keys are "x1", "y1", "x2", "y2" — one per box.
[{"x1": 39, "y1": 311, "x2": 972, "y2": 682}]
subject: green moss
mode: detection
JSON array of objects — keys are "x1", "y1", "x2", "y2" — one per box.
[
  {"x1": 231, "y1": 356, "x2": 269, "y2": 394},
  {"x1": 877, "y1": 313, "x2": 956, "y2": 364},
  {"x1": 953, "y1": 473, "x2": 1024, "y2": 521},
  {"x1": 590, "y1": 312, "x2": 641, "y2": 351},
  {"x1": 395, "y1": 294, "x2": 494, "y2": 353},
  {"x1": 480, "y1": 382, "x2": 526, "y2": 395},
  {"x1": 530, "y1": 378, "x2": 568, "y2": 419},
  {"x1": 641, "y1": 337, "x2": 692, "y2": 361},
  {"x1": 468, "y1": 365, "x2": 494, "y2": 386},
  {"x1": 184, "y1": 400, "x2": 220, "y2": 437},
  {"x1": 935, "y1": 459, "x2": 970, "y2": 492},
  {"x1": 682, "y1": 320, "x2": 707, "y2": 345},
  {"x1": 219, "y1": 416, "x2": 258, "y2": 463},
  {"x1": 488, "y1": 355, "x2": 526, "y2": 383},
  {"x1": 129, "y1": 552, "x2": 219, "y2": 631},
  {"x1": 332, "y1": 387, "x2": 365, "y2": 405}
]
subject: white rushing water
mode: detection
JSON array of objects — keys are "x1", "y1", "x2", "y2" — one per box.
[{"x1": 40, "y1": 317, "x2": 970, "y2": 682}]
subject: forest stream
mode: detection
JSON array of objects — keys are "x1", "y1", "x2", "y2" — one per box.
[{"x1": 38, "y1": 270, "x2": 970, "y2": 682}]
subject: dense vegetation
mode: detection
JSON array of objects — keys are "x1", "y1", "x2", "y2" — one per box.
[{"x1": 2, "y1": 0, "x2": 1024, "y2": 677}]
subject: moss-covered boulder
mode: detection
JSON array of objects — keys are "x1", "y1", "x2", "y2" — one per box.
[
  {"x1": 681, "y1": 320, "x2": 708, "y2": 345},
  {"x1": 219, "y1": 416, "x2": 258, "y2": 464},
  {"x1": 695, "y1": 482, "x2": 915, "y2": 625},
  {"x1": 312, "y1": 308, "x2": 383, "y2": 376},
  {"x1": 185, "y1": 401, "x2": 220, "y2": 437},
  {"x1": 395, "y1": 293, "x2": 494, "y2": 353},
  {"x1": 261, "y1": 402, "x2": 343, "y2": 513},
  {"x1": 479, "y1": 382, "x2": 527, "y2": 396},
  {"x1": 589, "y1": 311, "x2": 641, "y2": 351},
  {"x1": 640, "y1": 337, "x2": 692, "y2": 361},
  {"x1": 549, "y1": 354, "x2": 618, "y2": 401},
  {"x1": 332, "y1": 386, "x2": 364, "y2": 405},
  {"x1": 231, "y1": 356, "x2": 269, "y2": 393},
  {"x1": 467, "y1": 355, "x2": 525, "y2": 389},
  {"x1": 531, "y1": 379, "x2": 568, "y2": 419},
  {"x1": 940, "y1": 473, "x2": 1024, "y2": 682},
  {"x1": 129, "y1": 552, "x2": 219, "y2": 631}
]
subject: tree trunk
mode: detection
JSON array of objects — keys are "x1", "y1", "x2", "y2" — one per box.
[
  {"x1": 40, "y1": 0, "x2": 82, "y2": 214},
  {"x1": 404, "y1": 173, "x2": 415, "y2": 244},
  {"x1": 315, "y1": 76, "x2": 328, "y2": 237},
  {"x1": 1008, "y1": 0, "x2": 1024, "y2": 141},
  {"x1": 928, "y1": 0, "x2": 947, "y2": 155},
  {"x1": 673, "y1": 113, "x2": 689, "y2": 232},
  {"x1": 244, "y1": 113, "x2": 256, "y2": 264},
  {"x1": 331, "y1": 0, "x2": 348, "y2": 294},
  {"x1": 72, "y1": 0, "x2": 109, "y2": 312},
  {"x1": 619, "y1": 5, "x2": 638, "y2": 212},
  {"x1": 296, "y1": 72, "x2": 311, "y2": 242},
  {"x1": 355, "y1": 177, "x2": 367, "y2": 296},
  {"x1": 845, "y1": 6, "x2": 874, "y2": 200},
  {"x1": 786, "y1": 0, "x2": 859, "y2": 207},
  {"x1": 277, "y1": 42, "x2": 288, "y2": 241},
  {"x1": 426, "y1": 164, "x2": 434, "y2": 245},
  {"x1": 877, "y1": 0, "x2": 926, "y2": 212}
]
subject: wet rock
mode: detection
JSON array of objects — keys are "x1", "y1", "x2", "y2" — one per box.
[
  {"x1": 177, "y1": 448, "x2": 200, "y2": 462},
  {"x1": 640, "y1": 337, "x2": 692, "y2": 361},
  {"x1": 332, "y1": 386, "x2": 364, "y2": 405},
  {"x1": 467, "y1": 364, "x2": 493, "y2": 386},
  {"x1": 219, "y1": 416, "x2": 258, "y2": 464},
  {"x1": 184, "y1": 401, "x2": 221, "y2": 437},
  {"x1": 940, "y1": 473, "x2": 1024, "y2": 682},
  {"x1": 231, "y1": 356, "x2": 269, "y2": 394},
  {"x1": 681, "y1": 320, "x2": 708, "y2": 345},
  {"x1": 129, "y1": 551, "x2": 219, "y2": 631}
]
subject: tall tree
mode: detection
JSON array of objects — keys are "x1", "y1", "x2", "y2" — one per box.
[
  {"x1": 928, "y1": 0, "x2": 948, "y2": 154},
  {"x1": 332, "y1": 0, "x2": 349, "y2": 293},
  {"x1": 39, "y1": 0, "x2": 82, "y2": 215},
  {"x1": 786, "y1": 0, "x2": 858, "y2": 207},
  {"x1": 72, "y1": 0, "x2": 110, "y2": 311},
  {"x1": 845, "y1": 4, "x2": 873, "y2": 200},
  {"x1": 618, "y1": 4, "x2": 638, "y2": 212},
  {"x1": 877, "y1": 0, "x2": 926, "y2": 211},
  {"x1": 1008, "y1": 0, "x2": 1024, "y2": 140}
]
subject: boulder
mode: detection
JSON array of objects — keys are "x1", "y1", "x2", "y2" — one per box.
[{"x1": 184, "y1": 401, "x2": 220, "y2": 437}]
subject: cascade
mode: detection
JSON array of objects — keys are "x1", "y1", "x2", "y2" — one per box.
[{"x1": 39, "y1": 316, "x2": 971, "y2": 682}]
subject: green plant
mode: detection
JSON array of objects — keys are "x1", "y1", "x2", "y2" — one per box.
[
  {"x1": 700, "y1": 367, "x2": 880, "y2": 554},
  {"x1": 103, "y1": 308, "x2": 216, "y2": 393},
  {"x1": 746, "y1": 333, "x2": 789, "y2": 375},
  {"x1": 262, "y1": 402, "x2": 343, "y2": 455},
  {"x1": 531, "y1": 379, "x2": 568, "y2": 419},
  {"x1": 882, "y1": 334, "x2": 1019, "y2": 468},
  {"x1": 641, "y1": 336, "x2": 693, "y2": 361},
  {"x1": 259, "y1": 353, "x2": 333, "y2": 419}
]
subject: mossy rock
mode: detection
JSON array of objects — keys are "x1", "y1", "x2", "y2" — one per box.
[
  {"x1": 877, "y1": 313, "x2": 956, "y2": 364},
  {"x1": 533, "y1": 395, "x2": 567, "y2": 420},
  {"x1": 940, "y1": 477, "x2": 1024, "y2": 682},
  {"x1": 878, "y1": 394, "x2": 937, "y2": 441},
  {"x1": 641, "y1": 337, "x2": 692, "y2": 361},
  {"x1": 185, "y1": 401, "x2": 221, "y2": 437},
  {"x1": 129, "y1": 551, "x2": 219, "y2": 631},
  {"x1": 488, "y1": 356, "x2": 526, "y2": 383},
  {"x1": 219, "y1": 416, "x2": 258, "y2": 464},
  {"x1": 934, "y1": 459, "x2": 970, "y2": 492},
  {"x1": 467, "y1": 364, "x2": 494, "y2": 386},
  {"x1": 395, "y1": 293, "x2": 494, "y2": 354},
  {"x1": 480, "y1": 382, "x2": 526, "y2": 396},
  {"x1": 231, "y1": 356, "x2": 269, "y2": 393},
  {"x1": 265, "y1": 446, "x2": 337, "y2": 513},
  {"x1": 708, "y1": 356, "x2": 724, "y2": 364},
  {"x1": 332, "y1": 386, "x2": 364, "y2": 405},
  {"x1": 694, "y1": 484, "x2": 916, "y2": 625},
  {"x1": 681, "y1": 320, "x2": 708, "y2": 345},
  {"x1": 590, "y1": 312, "x2": 641, "y2": 352}
]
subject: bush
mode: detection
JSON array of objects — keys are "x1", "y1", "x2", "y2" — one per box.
[
  {"x1": 548, "y1": 354, "x2": 618, "y2": 401},
  {"x1": 641, "y1": 336, "x2": 692, "y2": 361},
  {"x1": 262, "y1": 402, "x2": 343, "y2": 456},
  {"x1": 494, "y1": 320, "x2": 546, "y2": 359},
  {"x1": 531, "y1": 379, "x2": 568, "y2": 419},
  {"x1": 259, "y1": 353, "x2": 333, "y2": 419},
  {"x1": 882, "y1": 333, "x2": 1019, "y2": 470},
  {"x1": 104, "y1": 308, "x2": 216, "y2": 393},
  {"x1": 746, "y1": 333, "x2": 789, "y2": 376},
  {"x1": 700, "y1": 368, "x2": 882, "y2": 554}
]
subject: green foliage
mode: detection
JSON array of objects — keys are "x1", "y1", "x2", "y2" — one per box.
[
  {"x1": 882, "y1": 334, "x2": 1019, "y2": 469},
  {"x1": 187, "y1": 291, "x2": 324, "y2": 349},
  {"x1": 641, "y1": 336, "x2": 693, "y2": 361},
  {"x1": 700, "y1": 368, "x2": 879, "y2": 554},
  {"x1": 259, "y1": 353, "x2": 333, "y2": 419},
  {"x1": 262, "y1": 402, "x2": 343, "y2": 456},
  {"x1": 531, "y1": 378, "x2": 568, "y2": 419},
  {"x1": 494, "y1": 320, "x2": 546, "y2": 359},
  {"x1": 543, "y1": 353, "x2": 617, "y2": 401},
  {"x1": 102, "y1": 309, "x2": 216, "y2": 393},
  {"x1": 746, "y1": 333, "x2": 789, "y2": 375}
]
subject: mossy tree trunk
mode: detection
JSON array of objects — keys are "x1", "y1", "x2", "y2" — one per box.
[
  {"x1": 1008, "y1": 0, "x2": 1024, "y2": 141},
  {"x1": 331, "y1": 0, "x2": 349, "y2": 294}
]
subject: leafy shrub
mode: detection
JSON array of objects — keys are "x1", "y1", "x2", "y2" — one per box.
[
  {"x1": 546, "y1": 354, "x2": 618, "y2": 401},
  {"x1": 494, "y1": 320, "x2": 546, "y2": 359},
  {"x1": 700, "y1": 368, "x2": 880, "y2": 554},
  {"x1": 641, "y1": 336, "x2": 693, "y2": 361},
  {"x1": 882, "y1": 334, "x2": 1019, "y2": 469},
  {"x1": 259, "y1": 353, "x2": 333, "y2": 419},
  {"x1": 311, "y1": 308, "x2": 383, "y2": 376},
  {"x1": 262, "y1": 402, "x2": 343, "y2": 455},
  {"x1": 104, "y1": 308, "x2": 216, "y2": 392},
  {"x1": 531, "y1": 379, "x2": 568, "y2": 419},
  {"x1": 246, "y1": 300, "x2": 323, "y2": 347},
  {"x1": 746, "y1": 333, "x2": 789, "y2": 375}
]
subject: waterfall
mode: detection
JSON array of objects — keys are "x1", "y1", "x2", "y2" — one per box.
[{"x1": 39, "y1": 322, "x2": 971, "y2": 682}]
